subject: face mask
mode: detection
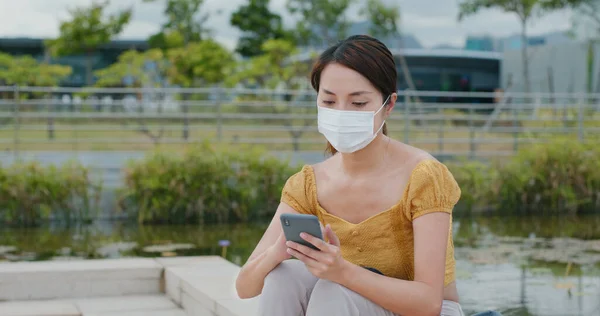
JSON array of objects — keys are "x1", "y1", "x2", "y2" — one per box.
[{"x1": 317, "y1": 95, "x2": 391, "y2": 154}]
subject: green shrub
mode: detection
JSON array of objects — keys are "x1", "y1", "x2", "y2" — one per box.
[
  {"x1": 0, "y1": 161, "x2": 102, "y2": 226},
  {"x1": 494, "y1": 139, "x2": 600, "y2": 214},
  {"x1": 118, "y1": 142, "x2": 298, "y2": 224},
  {"x1": 446, "y1": 159, "x2": 496, "y2": 214},
  {"x1": 449, "y1": 139, "x2": 600, "y2": 215}
]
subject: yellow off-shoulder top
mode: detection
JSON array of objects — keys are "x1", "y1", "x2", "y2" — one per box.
[{"x1": 280, "y1": 159, "x2": 461, "y2": 286}]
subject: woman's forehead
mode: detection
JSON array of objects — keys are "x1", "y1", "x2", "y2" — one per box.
[{"x1": 319, "y1": 63, "x2": 378, "y2": 95}]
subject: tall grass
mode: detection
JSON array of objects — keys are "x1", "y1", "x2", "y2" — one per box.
[
  {"x1": 0, "y1": 161, "x2": 102, "y2": 226},
  {"x1": 449, "y1": 139, "x2": 600, "y2": 215},
  {"x1": 1, "y1": 139, "x2": 598, "y2": 227},
  {"x1": 118, "y1": 142, "x2": 297, "y2": 224}
]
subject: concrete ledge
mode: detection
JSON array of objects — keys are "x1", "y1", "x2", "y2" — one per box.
[
  {"x1": 163, "y1": 256, "x2": 258, "y2": 316},
  {"x1": 0, "y1": 295, "x2": 184, "y2": 316},
  {"x1": 0, "y1": 258, "x2": 163, "y2": 301},
  {"x1": 0, "y1": 256, "x2": 258, "y2": 316},
  {"x1": 0, "y1": 300, "x2": 80, "y2": 316}
]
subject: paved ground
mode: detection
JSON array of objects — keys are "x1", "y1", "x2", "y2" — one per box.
[{"x1": 0, "y1": 295, "x2": 185, "y2": 316}]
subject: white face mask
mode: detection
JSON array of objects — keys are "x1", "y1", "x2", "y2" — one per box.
[{"x1": 317, "y1": 95, "x2": 391, "y2": 154}]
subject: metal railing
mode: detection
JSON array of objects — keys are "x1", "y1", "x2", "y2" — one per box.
[{"x1": 0, "y1": 86, "x2": 599, "y2": 159}]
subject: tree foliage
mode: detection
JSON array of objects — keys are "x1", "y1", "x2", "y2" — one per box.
[
  {"x1": 227, "y1": 39, "x2": 308, "y2": 89},
  {"x1": 0, "y1": 53, "x2": 72, "y2": 86},
  {"x1": 143, "y1": 0, "x2": 210, "y2": 47},
  {"x1": 94, "y1": 40, "x2": 233, "y2": 88},
  {"x1": 148, "y1": 30, "x2": 186, "y2": 50},
  {"x1": 286, "y1": 0, "x2": 355, "y2": 46},
  {"x1": 94, "y1": 49, "x2": 169, "y2": 88},
  {"x1": 45, "y1": 0, "x2": 131, "y2": 85},
  {"x1": 230, "y1": 0, "x2": 292, "y2": 58},
  {"x1": 167, "y1": 39, "x2": 234, "y2": 87},
  {"x1": 361, "y1": 0, "x2": 400, "y2": 37},
  {"x1": 226, "y1": 39, "x2": 314, "y2": 151}
]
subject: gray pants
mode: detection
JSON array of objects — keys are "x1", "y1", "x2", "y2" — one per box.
[{"x1": 258, "y1": 260, "x2": 465, "y2": 316}]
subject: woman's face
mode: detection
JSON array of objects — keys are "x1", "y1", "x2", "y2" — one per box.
[{"x1": 317, "y1": 63, "x2": 395, "y2": 126}]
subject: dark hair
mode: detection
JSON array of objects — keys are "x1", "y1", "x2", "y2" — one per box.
[{"x1": 310, "y1": 35, "x2": 398, "y2": 155}]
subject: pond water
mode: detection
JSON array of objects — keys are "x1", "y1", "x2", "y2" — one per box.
[{"x1": 1, "y1": 215, "x2": 600, "y2": 316}]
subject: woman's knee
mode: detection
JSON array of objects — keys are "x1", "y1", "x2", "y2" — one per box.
[
  {"x1": 311, "y1": 279, "x2": 344, "y2": 296},
  {"x1": 307, "y1": 280, "x2": 360, "y2": 315},
  {"x1": 264, "y1": 260, "x2": 318, "y2": 293},
  {"x1": 310, "y1": 279, "x2": 352, "y2": 304}
]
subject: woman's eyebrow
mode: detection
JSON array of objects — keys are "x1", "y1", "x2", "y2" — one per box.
[{"x1": 322, "y1": 89, "x2": 373, "y2": 96}]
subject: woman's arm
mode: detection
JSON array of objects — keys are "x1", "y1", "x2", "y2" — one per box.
[
  {"x1": 235, "y1": 203, "x2": 298, "y2": 299},
  {"x1": 287, "y1": 212, "x2": 450, "y2": 316},
  {"x1": 340, "y1": 212, "x2": 449, "y2": 315}
]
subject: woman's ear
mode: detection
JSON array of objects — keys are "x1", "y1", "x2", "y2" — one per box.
[{"x1": 385, "y1": 93, "x2": 397, "y2": 116}]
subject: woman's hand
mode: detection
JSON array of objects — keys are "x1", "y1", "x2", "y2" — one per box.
[
  {"x1": 286, "y1": 224, "x2": 350, "y2": 283},
  {"x1": 268, "y1": 232, "x2": 292, "y2": 263}
]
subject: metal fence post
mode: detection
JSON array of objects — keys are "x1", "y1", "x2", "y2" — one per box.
[
  {"x1": 13, "y1": 85, "x2": 20, "y2": 161},
  {"x1": 404, "y1": 90, "x2": 411, "y2": 145},
  {"x1": 48, "y1": 94, "x2": 55, "y2": 140},
  {"x1": 438, "y1": 106, "x2": 444, "y2": 154},
  {"x1": 532, "y1": 94, "x2": 542, "y2": 119},
  {"x1": 469, "y1": 106, "x2": 476, "y2": 160},
  {"x1": 578, "y1": 95, "x2": 585, "y2": 141},
  {"x1": 182, "y1": 88, "x2": 189, "y2": 141},
  {"x1": 215, "y1": 86, "x2": 223, "y2": 143},
  {"x1": 513, "y1": 99, "x2": 519, "y2": 153}
]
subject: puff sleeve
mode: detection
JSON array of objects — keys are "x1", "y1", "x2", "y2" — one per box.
[
  {"x1": 404, "y1": 160, "x2": 461, "y2": 221},
  {"x1": 280, "y1": 165, "x2": 315, "y2": 215}
]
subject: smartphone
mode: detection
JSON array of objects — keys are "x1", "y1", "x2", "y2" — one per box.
[{"x1": 280, "y1": 213, "x2": 324, "y2": 251}]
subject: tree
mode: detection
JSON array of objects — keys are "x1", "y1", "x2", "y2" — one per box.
[
  {"x1": 46, "y1": 1, "x2": 131, "y2": 86},
  {"x1": 458, "y1": 0, "x2": 550, "y2": 94},
  {"x1": 286, "y1": 0, "x2": 355, "y2": 46},
  {"x1": 227, "y1": 39, "x2": 314, "y2": 151},
  {"x1": 0, "y1": 53, "x2": 72, "y2": 128},
  {"x1": 0, "y1": 53, "x2": 72, "y2": 87},
  {"x1": 94, "y1": 49, "x2": 173, "y2": 88},
  {"x1": 167, "y1": 40, "x2": 234, "y2": 140},
  {"x1": 94, "y1": 49, "x2": 171, "y2": 144},
  {"x1": 360, "y1": 0, "x2": 417, "y2": 94},
  {"x1": 230, "y1": 0, "x2": 292, "y2": 58},
  {"x1": 148, "y1": 30, "x2": 186, "y2": 50},
  {"x1": 143, "y1": 0, "x2": 210, "y2": 47},
  {"x1": 167, "y1": 40, "x2": 233, "y2": 87}
]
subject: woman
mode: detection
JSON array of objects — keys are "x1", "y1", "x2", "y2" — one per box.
[{"x1": 235, "y1": 35, "x2": 465, "y2": 316}]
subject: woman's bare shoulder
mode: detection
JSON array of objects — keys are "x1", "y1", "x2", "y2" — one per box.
[{"x1": 389, "y1": 140, "x2": 437, "y2": 170}]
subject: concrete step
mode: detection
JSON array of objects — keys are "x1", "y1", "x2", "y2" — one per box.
[{"x1": 0, "y1": 258, "x2": 162, "y2": 301}]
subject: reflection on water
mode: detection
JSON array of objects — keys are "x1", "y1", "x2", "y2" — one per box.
[{"x1": 1, "y1": 215, "x2": 600, "y2": 316}]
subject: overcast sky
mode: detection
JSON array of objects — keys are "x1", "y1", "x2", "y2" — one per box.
[{"x1": 0, "y1": 0, "x2": 574, "y2": 49}]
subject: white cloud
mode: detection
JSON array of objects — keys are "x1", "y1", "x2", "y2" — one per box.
[{"x1": 0, "y1": 0, "x2": 574, "y2": 49}]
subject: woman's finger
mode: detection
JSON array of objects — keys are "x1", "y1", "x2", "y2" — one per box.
[
  {"x1": 287, "y1": 241, "x2": 325, "y2": 261},
  {"x1": 287, "y1": 248, "x2": 318, "y2": 266},
  {"x1": 325, "y1": 224, "x2": 340, "y2": 247},
  {"x1": 300, "y1": 232, "x2": 329, "y2": 251}
]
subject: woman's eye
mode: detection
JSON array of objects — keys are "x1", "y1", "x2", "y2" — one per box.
[
  {"x1": 353, "y1": 102, "x2": 367, "y2": 106},
  {"x1": 322, "y1": 101, "x2": 335, "y2": 105}
]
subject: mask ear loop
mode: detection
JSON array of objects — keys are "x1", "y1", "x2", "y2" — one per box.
[
  {"x1": 373, "y1": 94, "x2": 392, "y2": 135},
  {"x1": 375, "y1": 94, "x2": 392, "y2": 116}
]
